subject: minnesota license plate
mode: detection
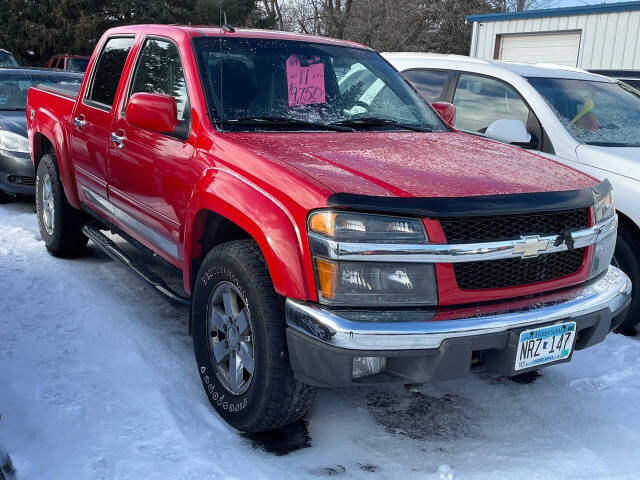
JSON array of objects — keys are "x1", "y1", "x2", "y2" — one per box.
[{"x1": 515, "y1": 322, "x2": 576, "y2": 371}]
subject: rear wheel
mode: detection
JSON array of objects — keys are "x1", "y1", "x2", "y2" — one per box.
[
  {"x1": 612, "y1": 223, "x2": 640, "y2": 335},
  {"x1": 192, "y1": 239, "x2": 316, "y2": 432},
  {"x1": 36, "y1": 154, "x2": 88, "y2": 257}
]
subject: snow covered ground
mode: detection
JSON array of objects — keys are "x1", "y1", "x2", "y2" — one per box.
[{"x1": 1, "y1": 199, "x2": 640, "y2": 480}]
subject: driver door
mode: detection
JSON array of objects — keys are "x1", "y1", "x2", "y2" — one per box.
[{"x1": 107, "y1": 36, "x2": 194, "y2": 264}]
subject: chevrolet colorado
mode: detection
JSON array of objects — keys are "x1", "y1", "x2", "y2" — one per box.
[{"x1": 26, "y1": 25, "x2": 631, "y2": 433}]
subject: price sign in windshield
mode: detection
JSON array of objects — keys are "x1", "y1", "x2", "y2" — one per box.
[{"x1": 286, "y1": 54, "x2": 326, "y2": 106}]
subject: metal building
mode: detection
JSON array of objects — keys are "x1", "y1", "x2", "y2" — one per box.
[{"x1": 467, "y1": 1, "x2": 640, "y2": 70}]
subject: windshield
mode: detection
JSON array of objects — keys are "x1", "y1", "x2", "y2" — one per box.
[
  {"x1": 0, "y1": 72, "x2": 82, "y2": 110},
  {"x1": 192, "y1": 37, "x2": 447, "y2": 132},
  {"x1": 528, "y1": 77, "x2": 640, "y2": 147},
  {"x1": 67, "y1": 58, "x2": 89, "y2": 72},
  {"x1": 0, "y1": 51, "x2": 18, "y2": 67}
]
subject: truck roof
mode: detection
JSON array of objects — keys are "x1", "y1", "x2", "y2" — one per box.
[{"x1": 105, "y1": 24, "x2": 371, "y2": 51}]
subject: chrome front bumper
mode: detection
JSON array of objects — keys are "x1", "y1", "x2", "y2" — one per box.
[{"x1": 286, "y1": 266, "x2": 631, "y2": 351}]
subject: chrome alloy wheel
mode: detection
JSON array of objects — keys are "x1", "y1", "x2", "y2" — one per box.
[
  {"x1": 207, "y1": 281, "x2": 255, "y2": 395},
  {"x1": 41, "y1": 173, "x2": 55, "y2": 235}
]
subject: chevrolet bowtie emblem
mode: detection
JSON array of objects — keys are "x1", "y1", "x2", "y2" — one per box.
[{"x1": 512, "y1": 236, "x2": 550, "y2": 258}]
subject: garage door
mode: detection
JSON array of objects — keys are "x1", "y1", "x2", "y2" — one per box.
[{"x1": 498, "y1": 32, "x2": 581, "y2": 67}]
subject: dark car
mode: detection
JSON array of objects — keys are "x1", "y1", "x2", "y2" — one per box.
[
  {"x1": 0, "y1": 68, "x2": 82, "y2": 201},
  {"x1": 0, "y1": 49, "x2": 18, "y2": 67},
  {"x1": 44, "y1": 54, "x2": 90, "y2": 73}
]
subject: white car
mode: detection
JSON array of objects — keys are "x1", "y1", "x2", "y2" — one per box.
[{"x1": 383, "y1": 52, "x2": 640, "y2": 332}]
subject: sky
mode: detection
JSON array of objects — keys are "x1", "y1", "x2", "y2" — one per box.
[{"x1": 556, "y1": 0, "x2": 638, "y2": 6}]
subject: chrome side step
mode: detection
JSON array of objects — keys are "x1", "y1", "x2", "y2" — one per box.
[{"x1": 82, "y1": 221, "x2": 190, "y2": 306}]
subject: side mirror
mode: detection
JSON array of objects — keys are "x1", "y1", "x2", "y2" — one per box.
[
  {"x1": 126, "y1": 92, "x2": 178, "y2": 133},
  {"x1": 485, "y1": 119, "x2": 531, "y2": 145},
  {"x1": 432, "y1": 102, "x2": 456, "y2": 128}
]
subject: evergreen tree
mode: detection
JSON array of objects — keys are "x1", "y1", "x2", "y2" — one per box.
[{"x1": 0, "y1": 0, "x2": 271, "y2": 66}]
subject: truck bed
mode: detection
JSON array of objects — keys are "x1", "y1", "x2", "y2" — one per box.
[
  {"x1": 34, "y1": 82, "x2": 80, "y2": 100},
  {"x1": 27, "y1": 84, "x2": 78, "y2": 140}
]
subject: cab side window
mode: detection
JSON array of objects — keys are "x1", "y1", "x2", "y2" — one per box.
[
  {"x1": 452, "y1": 73, "x2": 530, "y2": 134},
  {"x1": 87, "y1": 37, "x2": 135, "y2": 109},
  {"x1": 129, "y1": 38, "x2": 189, "y2": 121},
  {"x1": 403, "y1": 69, "x2": 450, "y2": 102}
]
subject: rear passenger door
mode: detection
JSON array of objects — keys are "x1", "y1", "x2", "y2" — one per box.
[
  {"x1": 402, "y1": 69, "x2": 451, "y2": 102},
  {"x1": 107, "y1": 36, "x2": 194, "y2": 264},
  {"x1": 71, "y1": 36, "x2": 135, "y2": 222}
]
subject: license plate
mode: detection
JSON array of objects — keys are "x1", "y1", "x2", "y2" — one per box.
[{"x1": 515, "y1": 322, "x2": 576, "y2": 371}]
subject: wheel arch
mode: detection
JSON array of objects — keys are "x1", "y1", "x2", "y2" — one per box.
[
  {"x1": 617, "y1": 209, "x2": 640, "y2": 239},
  {"x1": 31, "y1": 117, "x2": 81, "y2": 208},
  {"x1": 182, "y1": 170, "x2": 314, "y2": 303}
]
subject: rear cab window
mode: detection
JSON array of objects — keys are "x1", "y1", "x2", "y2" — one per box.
[{"x1": 86, "y1": 37, "x2": 135, "y2": 110}]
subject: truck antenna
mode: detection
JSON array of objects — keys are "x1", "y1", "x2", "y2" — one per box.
[{"x1": 222, "y1": 12, "x2": 235, "y2": 32}]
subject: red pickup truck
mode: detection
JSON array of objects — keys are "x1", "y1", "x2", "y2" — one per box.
[{"x1": 26, "y1": 25, "x2": 631, "y2": 433}]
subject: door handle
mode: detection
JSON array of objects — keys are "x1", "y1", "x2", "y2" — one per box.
[
  {"x1": 110, "y1": 131, "x2": 126, "y2": 149},
  {"x1": 73, "y1": 115, "x2": 86, "y2": 128}
]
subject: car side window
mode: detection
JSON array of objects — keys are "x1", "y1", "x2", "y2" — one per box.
[
  {"x1": 129, "y1": 38, "x2": 189, "y2": 121},
  {"x1": 403, "y1": 69, "x2": 450, "y2": 102},
  {"x1": 87, "y1": 37, "x2": 135, "y2": 109},
  {"x1": 453, "y1": 73, "x2": 530, "y2": 134}
]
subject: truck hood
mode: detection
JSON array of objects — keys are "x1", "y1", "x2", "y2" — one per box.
[
  {"x1": 0, "y1": 110, "x2": 27, "y2": 137},
  {"x1": 229, "y1": 131, "x2": 597, "y2": 197},
  {"x1": 576, "y1": 144, "x2": 639, "y2": 182}
]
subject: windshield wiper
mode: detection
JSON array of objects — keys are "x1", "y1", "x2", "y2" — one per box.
[
  {"x1": 586, "y1": 141, "x2": 640, "y2": 147},
  {"x1": 330, "y1": 117, "x2": 432, "y2": 132},
  {"x1": 0, "y1": 108, "x2": 25, "y2": 111},
  {"x1": 222, "y1": 116, "x2": 354, "y2": 132}
]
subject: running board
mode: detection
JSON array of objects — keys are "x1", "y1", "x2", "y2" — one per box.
[{"x1": 82, "y1": 221, "x2": 190, "y2": 306}]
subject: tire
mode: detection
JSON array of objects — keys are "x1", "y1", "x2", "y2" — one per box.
[
  {"x1": 0, "y1": 189, "x2": 12, "y2": 204},
  {"x1": 612, "y1": 223, "x2": 640, "y2": 335},
  {"x1": 35, "y1": 154, "x2": 88, "y2": 257},
  {"x1": 191, "y1": 239, "x2": 316, "y2": 432}
]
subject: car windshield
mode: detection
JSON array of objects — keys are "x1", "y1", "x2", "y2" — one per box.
[
  {"x1": 528, "y1": 77, "x2": 640, "y2": 147},
  {"x1": 192, "y1": 37, "x2": 447, "y2": 132},
  {"x1": 67, "y1": 58, "x2": 89, "y2": 72},
  {"x1": 0, "y1": 72, "x2": 82, "y2": 110},
  {"x1": 0, "y1": 51, "x2": 18, "y2": 67}
]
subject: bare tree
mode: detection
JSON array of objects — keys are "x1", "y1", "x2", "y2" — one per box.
[
  {"x1": 260, "y1": 0, "x2": 285, "y2": 29},
  {"x1": 323, "y1": 0, "x2": 355, "y2": 38},
  {"x1": 275, "y1": 0, "x2": 558, "y2": 54},
  {"x1": 488, "y1": 0, "x2": 558, "y2": 11},
  {"x1": 280, "y1": 0, "x2": 323, "y2": 34}
]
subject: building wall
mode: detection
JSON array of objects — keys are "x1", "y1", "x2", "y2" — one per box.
[{"x1": 469, "y1": 9, "x2": 640, "y2": 70}]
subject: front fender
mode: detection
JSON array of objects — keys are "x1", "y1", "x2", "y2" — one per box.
[{"x1": 183, "y1": 168, "x2": 316, "y2": 300}]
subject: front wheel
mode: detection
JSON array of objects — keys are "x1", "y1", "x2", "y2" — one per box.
[
  {"x1": 0, "y1": 189, "x2": 12, "y2": 204},
  {"x1": 613, "y1": 224, "x2": 640, "y2": 335},
  {"x1": 191, "y1": 240, "x2": 316, "y2": 432},
  {"x1": 36, "y1": 154, "x2": 88, "y2": 257}
]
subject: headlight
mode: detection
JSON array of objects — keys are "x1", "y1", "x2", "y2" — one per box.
[
  {"x1": 0, "y1": 131, "x2": 30, "y2": 153},
  {"x1": 308, "y1": 210, "x2": 436, "y2": 306},
  {"x1": 308, "y1": 210, "x2": 427, "y2": 243},
  {"x1": 314, "y1": 259, "x2": 436, "y2": 306},
  {"x1": 593, "y1": 192, "x2": 615, "y2": 223},
  {"x1": 590, "y1": 191, "x2": 617, "y2": 279}
]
